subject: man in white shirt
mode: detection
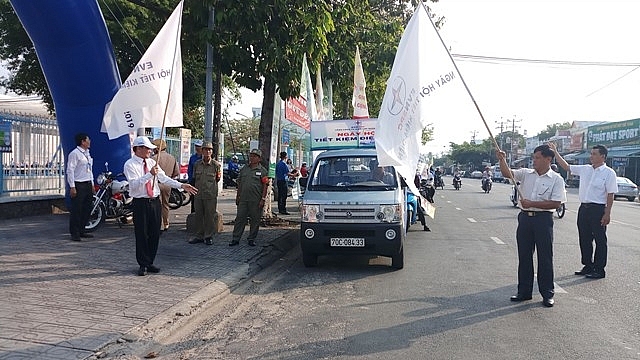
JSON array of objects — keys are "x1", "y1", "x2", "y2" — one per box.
[
  {"x1": 66, "y1": 133, "x2": 94, "y2": 242},
  {"x1": 550, "y1": 143, "x2": 617, "y2": 279},
  {"x1": 124, "y1": 136, "x2": 197, "y2": 276},
  {"x1": 498, "y1": 144, "x2": 566, "y2": 307}
]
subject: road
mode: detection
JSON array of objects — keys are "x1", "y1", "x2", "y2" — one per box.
[{"x1": 118, "y1": 177, "x2": 640, "y2": 360}]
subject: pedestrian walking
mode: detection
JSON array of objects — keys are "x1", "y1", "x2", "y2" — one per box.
[
  {"x1": 66, "y1": 132, "x2": 94, "y2": 241},
  {"x1": 188, "y1": 141, "x2": 222, "y2": 245},
  {"x1": 497, "y1": 144, "x2": 566, "y2": 307},
  {"x1": 550, "y1": 142, "x2": 617, "y2": 279},
  {"x1": 152, "y1": 139, "x2": 179, "y2": 231},
  {"x1": 275, "y1": 151, "x2": 292, "y2": 215},
  {"x1": 229, "y1": 148, "x2": 269, "y2": 247},
  {"x1": 124, "y1": 136, "x2": 197, "y2": 276}
]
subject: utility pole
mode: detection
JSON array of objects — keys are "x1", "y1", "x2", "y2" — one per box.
[
  {"x1": 507, "y1": 115, "x2": 522, "y2": 165},
  {"x1": 470, "y1": 130, "x2": 479, "y2": 145},
  {"x1": 495, "y1": 117, "x2": 507, "y2": 150}
]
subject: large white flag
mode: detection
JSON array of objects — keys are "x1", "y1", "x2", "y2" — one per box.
[
  {"x1": 352, "y1": 46, "x2": 369, "y2": 119},
  {"x1": 301, "y1": 56, "x2": 317, "y2": 123},
  {"x1": 315, "y1": 64, "x2": 326, "y2": 121},
  {"x1": 375, "y1": 3, "x2": 467, "y2": 182},
  {"x1": 102, "y1": 0, "x2": 184, "y2": 140}
]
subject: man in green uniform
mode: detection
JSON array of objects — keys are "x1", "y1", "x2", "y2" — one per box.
[
  {"x1": 188, "y1": 141, "x2": 221, "y2": 245},
  {"x1": 230, "y1": 148, "x2": 269, "y2": 247}
]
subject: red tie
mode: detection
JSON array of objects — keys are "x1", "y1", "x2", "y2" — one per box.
[{"x1": 143, "y1": 159, "x2": 154, "y2": 198}]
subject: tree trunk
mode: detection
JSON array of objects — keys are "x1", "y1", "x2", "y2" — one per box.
[{"x1": 259, "y1": 78, "x2": 276, "y2": 170}]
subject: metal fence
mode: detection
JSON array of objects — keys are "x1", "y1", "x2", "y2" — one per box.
[{"x1": 1, "y1": 112, "x2": 64, "y2": 198}]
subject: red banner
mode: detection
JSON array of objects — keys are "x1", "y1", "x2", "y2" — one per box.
[{"x1": 285, "y1": 97, "x2": 310, "y2": 131}]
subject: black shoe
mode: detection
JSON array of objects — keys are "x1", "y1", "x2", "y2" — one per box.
[
  {"x1": 280, "y1": 211, "x2": 291, "y2": 215},
  {"x1": 423, "y1": 225, "x2": 431, "y2": 232},
  {"x1": 205, "y1": 237, "x2": 213, "y2": 245},
  {"x1": 188, "y1": 238, "x2": 204, "y2": 244},
  {"x1": 79, "y1": 233, "x2": 94, "y2": 238},
  {"x1": 574, "y1": 266, "x2": 593, "y2": 275},
  {"x1": 510, "y1": 294, "x2": 533, "y2": 302},
  {"x1": 229, "y1": 240, "x2": 239, "y2": 246},
  {"x1": 542, "y1": 298, "x2": 555, "y2": 307},
  {"x1": 71, "y1": 236, "x2": 81, "y2": 242},
  {"x1": 138, "y1": 266, "x2": 147, "y2": 276},
  {"x1": 248, "y1": 239, "x2": 256, "y2": 247},
  {"x1": 147, "y1": 265, "x2": 160, "y2": 273},
  {"x1": 585, "y1": 271, "x2": 605, "y2": 279}
]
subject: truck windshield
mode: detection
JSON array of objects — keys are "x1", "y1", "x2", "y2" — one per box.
[{"x1": 308, "y1": 156, "x2": 397, "y2": 191}]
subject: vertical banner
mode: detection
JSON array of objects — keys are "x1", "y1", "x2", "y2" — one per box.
[
  {"x1": 352, "y1": 46, "x2": 370, "y2": 119},
  {"x1": 178, "y1": 128, "x2": 191, "y2": 179},
  {"x1": 270, "y1": 93, "x2": 281, "y2": 178}
]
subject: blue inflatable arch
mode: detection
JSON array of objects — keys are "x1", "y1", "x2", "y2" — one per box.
[{"x1": 9, "y1": 0, "x2": 132, "y2": 187}]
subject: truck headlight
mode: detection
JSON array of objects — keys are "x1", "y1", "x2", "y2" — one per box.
[
  {"x1": 376, "y1": 204, "x2": 401, "y2": 223},
  {"x1": 302, "y1": 205, "x2": 322, "y2": 222}
]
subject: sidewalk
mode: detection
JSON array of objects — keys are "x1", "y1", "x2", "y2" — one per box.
[{"x1": 0, "y1": 189, "x2": 300, "y2": 360}]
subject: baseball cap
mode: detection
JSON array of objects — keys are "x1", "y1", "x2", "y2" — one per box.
[
  {"x1": 194, "y1": 139, "x2": 203, "y2": 147},
  {"x1": 201, "y1": 141, "x2": 214, "y2": 149},
  {"x1": 249, "y1": 148, "x2": 262, "y2": 157},
  {"x1": 132, "y1": 136, "x2": 156, "y2": 149}
]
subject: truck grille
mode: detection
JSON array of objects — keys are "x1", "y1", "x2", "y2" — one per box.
[{"x1": 322, "y1": 206, "x2": 377, "y2": 221}]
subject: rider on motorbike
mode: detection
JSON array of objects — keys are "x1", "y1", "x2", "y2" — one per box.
[{"x1": 481, "y1": 166, "x2": 492, "y2": 189}]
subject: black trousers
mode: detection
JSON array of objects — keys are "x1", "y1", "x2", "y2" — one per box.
[
  {"x1": 69, "y1": 181, "x2": 93, "y2": 237},
  {"x1": 132, "y1": 197, "x2": 161, "y2": 267},
  {"x1": 577, "y1": 203, "x2": 607, "y2": 273},
  {"x1": 277, "y1": 179, "x2": 287, "y2": 213},
  {"x1": 516, "y1": 211, "x2": 554, "y2": 299}
]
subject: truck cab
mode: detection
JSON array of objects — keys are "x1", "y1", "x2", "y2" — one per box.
[{"x1": 300, "y1": 147, "x2": 406, "y2": 269}]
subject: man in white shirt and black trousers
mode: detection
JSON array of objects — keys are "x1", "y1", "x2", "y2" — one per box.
[
  {"x1": 124, "y1": 136, "x2": 198, "y2": 276},
  {"x1": 497, "y1": 144, "x2": 566, "y2": 308},
  {"x1": 66, "y1": 133, "x2": 94, "y2": 242}
]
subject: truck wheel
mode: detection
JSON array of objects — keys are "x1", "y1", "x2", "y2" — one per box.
[
  {"x1": 391, "y1": 247, "x2": 404, "y2": 269},
  {"x1": 302, "y1": 252, "x2": 318, "y2": 267}
]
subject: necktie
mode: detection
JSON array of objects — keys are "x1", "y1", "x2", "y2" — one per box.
[{"x1": 143, "y1": 159, "x2": 154, "y2": 198}]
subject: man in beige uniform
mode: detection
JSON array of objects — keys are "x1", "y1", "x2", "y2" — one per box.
[
  {"x1": 188, "y1": 141, "x2": 222, "y2": 245},
  {"x1": 152, "y1": 139, "x2": 179, "y2": 231}
]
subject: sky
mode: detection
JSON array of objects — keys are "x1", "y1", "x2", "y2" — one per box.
[{"x1": 231, "y1": 0, "x2": 640, "y2": 155}]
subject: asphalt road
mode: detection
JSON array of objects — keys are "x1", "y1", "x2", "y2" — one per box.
[{"x1": 124, "y1": 177, "x2": 640, "y2": 360}]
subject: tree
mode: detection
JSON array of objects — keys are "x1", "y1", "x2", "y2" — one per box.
[
  {"x1": 536, "y1": 122, "x2": 572, "y2": 142},
  {"x1": 449, "y1": 139, "x2": 496, "y2": 171}
]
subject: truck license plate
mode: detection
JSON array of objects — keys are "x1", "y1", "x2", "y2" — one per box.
[{"x1": 330, "y1": 238, "x2": 365, "y2": 247}]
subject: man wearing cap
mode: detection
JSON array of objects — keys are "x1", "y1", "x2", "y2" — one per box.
[
  {"x1": 152, "y1": 139, "x2": 179, "y2": 231},
  {"x1": 230, "y1": 148, "x2": 269, "y2": 247},
  {"x1": 124, "y1": 136, "x2": 198, "y2": 276},
  {"x1": 188, "y1": 141, "x2": 222, "y2": 245},
  {"x1": 188, "y1": 140, "x2": 203, "y2": 212}
]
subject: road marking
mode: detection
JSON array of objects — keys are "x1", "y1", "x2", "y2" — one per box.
[
  {"x1": 446, "y1": 200, "x2": 452, "y2": 203},
  {"x1": 455, "y1": 207, "x2": 461, "y2": 211},
  {"x1": 467, "y1": 218, "x2": 477, "y2": 223},
  {"x1": 490, "y1": 236, "x2": 505, "y2": 245}
]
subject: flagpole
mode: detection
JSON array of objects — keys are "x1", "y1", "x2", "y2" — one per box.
[{"x1": 420, "y1": 1, "x2": 520, "y2": 191}]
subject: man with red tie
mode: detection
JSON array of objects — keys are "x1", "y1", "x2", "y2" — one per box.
[{"x1": 124, "y1": 136, "x2": 197, "y2": 276}]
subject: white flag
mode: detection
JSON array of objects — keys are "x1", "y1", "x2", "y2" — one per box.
[
  {"x1": 375, "y1": 4, "x2": 467, "y2": 183},
  {"x1": 102, "y1": 0, "x2": 184, "y2": 140},
  {"x1": 352, "y1": 46, "x2": 369, "y2": 119},
  {"x1": 315, "y1": 64, "x2": 326, "y2": 121},
  {"x1": 301, "y1": 56, "x2": 317, "y2": 123}
]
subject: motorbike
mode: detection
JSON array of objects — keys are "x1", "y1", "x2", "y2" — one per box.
[
  {"x1": 481, "y1": 177, "x2": 492, "y2": 193},
  {"x1": 434, "y1": 173, "x2": 444, "y2": 189},
  {"x1": 168, "y1": 178, "x2": 192, "y2": 209},
  {"x1": 223, "y1": 167, "x2": 239, "y2": 189},
  {"x1": 510, "y1": 180, "x2": 519, "y2": 206},
  {"x1": 85, "y1": 162, "x2": 133, "y2": 232},
  {"x1": 406, "y1": 192, "x2": 429, "y2": 231},
  {"x1": 419, "y1": 178, "x2": 435, "y2": 204},
  {"x1": 452, "y1": 174, "x2": 462, "y2": 190}
]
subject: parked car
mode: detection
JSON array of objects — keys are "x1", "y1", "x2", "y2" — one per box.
[
  {"x1": 470, "y1": 170, "x2": 483, "y2": 179},
  {"x1": 615, "y1": 177, "x2": 638, "y2": 201}
]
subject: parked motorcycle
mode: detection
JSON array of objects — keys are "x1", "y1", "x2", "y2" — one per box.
[
  {"x1": 85, "y1": 162, "x2": 133, "y2": 232},
  {"x1": 168, "y1": 179, "x2": 192, "y2": 209},
  {"x1": 556, "y1": 203, "x2": 566, "y2": 218},
  {"x1": 452, "y1": 174, "x2": 462, "y2": 190},
  {"x1": 481, "y1": 177, "x2": 492, "y2": 193}
]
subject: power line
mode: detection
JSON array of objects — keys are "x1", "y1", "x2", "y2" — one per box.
[{"x1": 452, "y1": 53, "x2": 640, "y2": 67}]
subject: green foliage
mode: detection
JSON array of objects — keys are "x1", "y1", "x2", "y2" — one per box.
[
  {"x1": 449, "y1": 139, "x2": 496, "y2": 170},
  {"x1": 536, "y1": 122, "x2": 572, "y2": 141}
]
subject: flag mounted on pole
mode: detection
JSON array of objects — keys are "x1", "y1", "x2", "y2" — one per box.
[
  {"x1": 352, "y1": 46, "x2": 369, "y2": 119},
  {"x1": 315, "y1": 64, "x2": 326, "y2": 121},
  {"x1": 375, "y1": 3, "x2": 469, "y2": 185},
  {"x1": 102, "y1": 0, "x2": 184, "y2": 140}
]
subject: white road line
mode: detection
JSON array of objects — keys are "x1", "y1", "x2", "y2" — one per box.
[
  {"x1": 455, "y1": 207, "x2": 461, "y2": 211},
  {"x1": 467, "y1": 218, "x2": 477, "y2": 223},
  {"x1": 446, "y1": 201, "x2": 452, "y2": 203},
  {"x1": 534, "y1": 275, "x2": 568, "y2": 294},
  {"x1": 490, "y1": 236, "x2": 505, "y2": 245}
]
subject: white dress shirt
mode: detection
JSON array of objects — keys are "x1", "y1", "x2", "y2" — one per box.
[
  {"x1": 67, "y1": 146, "x2": 93, "y2": 187},
  {"x1": 513, "y1": 168, "x2": 567, "y2": 212},
  {"x1": 124, "y1": 155, "x2": 183, "y2": 198},
  {"x1": 569, "y1": 164, "x2": 618, "y2": 204}
]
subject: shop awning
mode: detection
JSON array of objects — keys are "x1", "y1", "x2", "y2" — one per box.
[{"x1": 573, "y1": 148, "x2": 640, "y2": 160}]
